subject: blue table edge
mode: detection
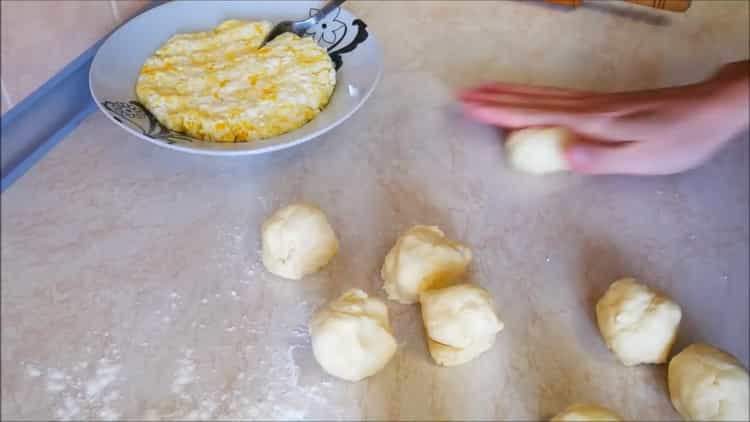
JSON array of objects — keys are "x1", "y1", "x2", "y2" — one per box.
[{"x1": 0, "y1": 0, "x2": 163, "y2": 193}]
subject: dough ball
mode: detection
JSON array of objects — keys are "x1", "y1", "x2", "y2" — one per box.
[
  {"x1": 595, "y1": 277, "x2": 682, "y2": 366},
  {"x1": 310, "y1": 289, "x2": 397, "y2": 382},
  {"x1": 505, "y1": 127, "x2": 577, "y2": 174},
  {"x1": 426, "y1": 337, "x2": 497, "y2": 367},
  {"x1": 381, "y1": 225, "x2": 472, "y2": 304},
  {"x1": 668, "y1": 343, "x2": 749, "y2": 421},
  {"x1": 420, "y1": 284, "x2": 503, "y2": 366},
  {"x1": 551, "y1": 403, "x2": 622, "y2": 421},
  {"x1": 261, "y1": 202, "x2": 338, "y2": 280}
]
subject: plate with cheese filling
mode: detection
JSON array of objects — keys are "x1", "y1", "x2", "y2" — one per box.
[{"x1": 90, "y1": 0, "x2": 382, "y2": 155}]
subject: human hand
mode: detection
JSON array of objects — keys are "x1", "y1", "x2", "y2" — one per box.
[{"x1": 459, "y1": 61, "x2": 749, "y2": 175}]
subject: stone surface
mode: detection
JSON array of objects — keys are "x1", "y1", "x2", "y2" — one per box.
[{"x1": 2, "y1": 1, "x2": 748, "y2": 420}]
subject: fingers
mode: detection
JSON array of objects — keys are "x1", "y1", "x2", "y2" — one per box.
[
  {"x1": 460, "y1": 84, "x2": 679, "y2": 142},
  {"x1": 459, "y1": 83, "x2": 599, "y2": 108},
  {"x1": 713, "y1": 60, "x2": 750, "y2": 81},
  {"x1": 462, "y1": 82, "x2": 688, "y2": 103},
  {"x1": 463, "y1": 82, "x2": 595, "y2": 97},
  {"x1": 564, "y1": 141, "x2": 699, "y2": 175},
  {"x1": 460, "y1": 86, "x2": 666, "y2": 116},
  {"x1": 458, "y1": 81, "x2": 727, "y2": 175},
  {"x1": 462, "y1": 100, "x2": 582, "y2": 128},
  {"x1": 459, "y1": 81, "x2": 651, "y2": 141},
  {"x1": 565, "y1": 142, "x2": 639, "y2": 174},
  {"x1": 459, "y1": 82, "x2": 688, "y2": 126},
  {"x1": 462, "y1": 100, "x2": 635, "y2": 142},
  {"x1": 460, "y1": 91, "x2": 610, "y2": 111}
]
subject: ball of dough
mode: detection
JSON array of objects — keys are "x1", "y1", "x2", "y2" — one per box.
[
  {"x1": 310, "y1": 289, "x2": 397, "y2": 382},
  {"x1": 595, "y1": 277, "x2": 682, "y2": 366},
  {"x1": 551, "y1": 403, "x2": 622, "y2": 421},
  {"x1": 381, "y1": 225, "x2": 472, "y2": 304},
  {"x1": 668, "y1": 343, "x2": 749, "y2": 421},
  {"x1": 505, "y1": 127, "x2": 577, "y2": 174},
  {"x1": 420, "y1": 284, "x2": 503, "y2": 366},
  {"x1": 426, "y1": 337, "x2": 497, "y2": 367},
  {"x1": 261, "y1": 203, "x2": 339, "y2": 280}
]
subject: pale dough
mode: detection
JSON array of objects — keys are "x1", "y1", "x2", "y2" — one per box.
[
  {"x1": 381, "y1": 225, "x2": 472, "y2": 304},
  {"x1": 261, "y1": 202, "x2": 338, "y2": 280},
  {"x1": 595, "y1": 277, "x2": 682, "y2": 366},
  {"x1": 505, "y1": 127, "x2": 577, "y2": 174},
  {"x1": 420, "y1": 284, "x2": 503, "y2": 366},
  {"x1": 668, "y1": 343, "x2": 749, "y2": 421},
  {"x1": 550, "y1": 403, "x2": 622, "y2": 421},
  {"x1": 310, "y1": 289, "x2": 397, "y2": 382}
]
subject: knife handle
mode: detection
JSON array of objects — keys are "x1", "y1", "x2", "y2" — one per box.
[
  {"x1": 545, "y1": 0, "x2": 691, "y2": 12},
  {"x1": 626, "y1": 0, "x2": 691, "y2": 12},
  {"x1": 546, "y1": 0, "x2": 582, "y2": 5}
]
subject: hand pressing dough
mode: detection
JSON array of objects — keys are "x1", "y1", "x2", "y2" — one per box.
[
  {"x1": 505, "y1": 127, "x2": 577, "y2": 174},
  {"x1": 381, "y1": 225, "x2": 472, "y2": 304},
  {"x1": 420, "y1": 284, "x2": 503, "y2": 366},
  {"x1": 310, "y1": 289, "x2": 397, "y2": 382},
  {"x1": 668, "y1": 343, "x2": 749, "y2": 421},
  {"x1": 551, "y1": 403, "x2": 622, "y2": 421},
  {"x1": 261, "y1": 202, "x2": 338, "y2": 280},
  {"x1": 595, "y1": 277, "x2": 682, "y2": 366}
]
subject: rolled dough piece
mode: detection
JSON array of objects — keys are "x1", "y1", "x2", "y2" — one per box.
[
  {"x1": 551, "y1": 403, "x2": 622, "y2": 421},
  {"x1": 381, "y1": 225, "x2": 472, "y2": 304},
  {"x1": 668, "y1": 343, "x2": 749, "y2": 421},
  {"x1": 261, "y1": 202, "x2": 338, "y2": 280},
  {"x1": 420, "y1": 284, "x2": 503, "y2": 366},
  {"x1": 426, "y1": 337, "x2": 494, "y2": 367},
  {"x1": 310, "y1": 289, "x2": 397, "y2": 382},
  {"x1": 595, "y1": 277, "x2": 682, "y2": 366},
  {"x1": 505, "y1": 127, "x2": 577, "y2": 174}
]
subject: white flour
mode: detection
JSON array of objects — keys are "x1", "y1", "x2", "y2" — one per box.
[
  {"x1": 136, "y1": 301, "x2": 334, "y2": 420},
  {"x1": 85, "y1": 359, "x2": 122, "y2": 399},
  {"x1": 171, "y1": 349, "x2": 197, "y2": 396},
  {"x1": 45, "y1": 369, "x2": 67, "y2": 392},
  {"x1": 25, "y1": 364, "x2": 42, "y2": 377},
  {"x1": 26, "y1": 261, "x2": 333, "y2": 420},
  {"x1": 31, "y1": 346, "x2": 123, "y2": 421},
  {"x1": 33, "y1": 340, "x2": 332, "y2": 420}
]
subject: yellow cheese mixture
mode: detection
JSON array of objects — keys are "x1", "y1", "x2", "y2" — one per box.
[{"x1": 135, "y1": 20, "x2": 336, "y2": 142}]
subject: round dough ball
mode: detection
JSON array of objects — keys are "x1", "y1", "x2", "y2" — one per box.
[
  {"x1": 381, "y1": 225, "x2": 472, "y2": 304},
  {"x1": 310, "y1": 289, "x2": 397, "y2": 382},
  {"x1": 551, "y1": 403, "x2": 622, "y2": 421},
  {"x1": 420, "y1": 284, "x2": 503, "y2": 366},
  {"x1": 261, "y1": 203, "x2": 338, "y2": 280},
  {"x1": 595, "y1": 277, "x2": 682, "y2": 366},
  {"x1": 668, "y1": 343, "x2": 749, "y2": 421},
  {"x1": 505, "y1": 127, "x2": 577, "y2": 174}
]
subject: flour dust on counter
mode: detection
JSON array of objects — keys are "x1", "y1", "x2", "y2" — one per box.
[
  {"x1": 2, "y1": 0, "x2": 749, "y2": 420},
  {"x1": 12, "y1": 268, "x2": 341, "y2": 420},
  {"x1": 130, "y1": 293, "x2": 343, "y2": 420},
  {"x1": 20, "y1": 342, "x2": 124, "y2": 421}
]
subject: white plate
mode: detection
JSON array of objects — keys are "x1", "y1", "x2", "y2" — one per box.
[{"x1": 89, "y1": 0, "x2": 382, "y2": 156}]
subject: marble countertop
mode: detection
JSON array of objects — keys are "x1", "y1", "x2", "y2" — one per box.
[{"x1": 2, "y1": 1, "x2": 748, "y2": 420}]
